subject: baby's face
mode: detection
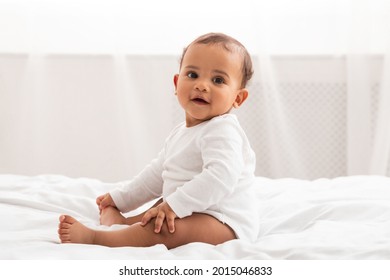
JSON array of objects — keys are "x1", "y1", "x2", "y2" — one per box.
[{"x1": 174, "y1": 43, "x2": 246, "y2": 127}]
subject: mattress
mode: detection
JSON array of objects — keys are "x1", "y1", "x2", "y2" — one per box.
[{"x1": 1, "y1": 174, "x2": 390, "y2": 260}]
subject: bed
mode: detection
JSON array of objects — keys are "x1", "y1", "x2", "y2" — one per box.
[{"x1": 1, "y1": 174, "x2": 389, "y2": 260}]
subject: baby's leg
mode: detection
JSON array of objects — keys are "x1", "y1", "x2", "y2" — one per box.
[
  {"x1": 58, "y1": 213, "x2": 235, "y2": 249},
  {"x1": 99, "y1": 207, "x2": 127, "y2": 226},
  {"x1": 99, "y1": 206, "x2": 145, "y2": 226},
  {"x1": 99, "y1": 198, "x2": 164, "y2": 226}
]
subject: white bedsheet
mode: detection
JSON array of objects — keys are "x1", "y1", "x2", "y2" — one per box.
[{"x1": 0, "y1": 174, "x2": 389, "y2": 259}]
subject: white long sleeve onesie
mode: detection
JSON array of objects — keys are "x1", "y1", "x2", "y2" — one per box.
[{"x1": 110, "y1": 114, "x2": 258, "y2": 242}]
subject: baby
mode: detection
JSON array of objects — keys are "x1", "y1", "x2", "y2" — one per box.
[{"x1": 58, "y1": 32, "x2": 258, "y2": 249}]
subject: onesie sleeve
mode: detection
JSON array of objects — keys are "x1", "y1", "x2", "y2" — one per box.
[
  {"x1": 165, "y1": 116, "x2": 245, "y2": 218},
  {"x1": 109, "y1": 149, "x2": 165, "y2": 213}
]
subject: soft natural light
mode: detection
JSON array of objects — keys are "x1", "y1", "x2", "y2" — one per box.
[
  {"x1": 2, "y1": 2, "x2": 390, "y2": 263},
  {"x1": 0, "y1": 0, "x2": 389, "y2": 54}
]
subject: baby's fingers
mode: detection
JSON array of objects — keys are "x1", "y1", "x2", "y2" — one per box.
[
  {"x1": 153, "y1": 211, "x2": 166, "y2": 233},
  {"x1": 99, "y1": 194, "x2": 115, "y2": 210},
  {"x1": 166, "y1": 214, "x2": 175, "y2": 233},
  {"x1": 96, "y1": 195, "x2": 104, "y2": 206},
  {"x1": 141, "y1": 208, "x2": 158, "y2": 227}
]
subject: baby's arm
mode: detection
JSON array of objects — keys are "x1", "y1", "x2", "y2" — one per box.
[
  {"x1": 108, "y1": 149, "x2": 166, "y2": 214},
  {"x1": 166, "y1": 118, "x2": 248, "y2": 218}
]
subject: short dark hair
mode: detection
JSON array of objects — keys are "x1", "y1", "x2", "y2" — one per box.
[{"x1": 179, "y1": 33, "x2": 254, "y2": 88}]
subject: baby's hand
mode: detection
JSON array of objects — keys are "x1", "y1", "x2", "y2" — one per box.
[
  {"x1": 141, "y1": 201, "x2": 177, "y2": 234},
  {"x1": 96, "y1": 193, "x2": 116, "y2": 211}
]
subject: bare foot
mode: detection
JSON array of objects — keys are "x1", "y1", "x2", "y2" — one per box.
[
  {"x1": 99, "y1": 206, "x2": 126, "y2": 226},
  {"x1": 58, "y1": 215, "x2": 96, "y2": 244}
]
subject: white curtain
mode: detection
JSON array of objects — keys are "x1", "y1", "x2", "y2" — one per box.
[
  {"x1": 1, "y1": 0, "x2": 389, "y2": 181},
  {"x1": 245, "y1": 0, "x2": 390, "y2": 178},
  {"x1": 0, "y1": 54, "x2": 178, "y2": 181},
  {"x1": 345, "y1": 0, "x2": 390, "y2": 176}
]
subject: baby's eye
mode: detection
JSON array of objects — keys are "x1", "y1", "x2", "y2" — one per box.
[
  {"x1": 213, "y1": 77, "x2": 225, "y2": 84},
  {"x1": 187, "y1": 72, "x2": 198, "y2": 79}
]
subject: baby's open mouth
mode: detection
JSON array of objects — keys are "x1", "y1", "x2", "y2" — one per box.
[{"x1": 192, "y1": 98, "x2": 209, "y2": 104}]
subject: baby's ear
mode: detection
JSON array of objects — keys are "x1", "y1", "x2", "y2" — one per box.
[
  {"x1": 233, "y1": 89, "x2": 249, "y2": 108},
  {"x1": 173, "y1": 74, "x2": 179, "y2": 89}
]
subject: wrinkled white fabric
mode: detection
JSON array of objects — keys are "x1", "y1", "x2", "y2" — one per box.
[{"x1": 1, "y1": 174, "x2": 390, "y2": 259}]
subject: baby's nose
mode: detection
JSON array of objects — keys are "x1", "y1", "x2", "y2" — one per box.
[{"x1": 195, "y1": 80, "x2": 209, "y2": 92}]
